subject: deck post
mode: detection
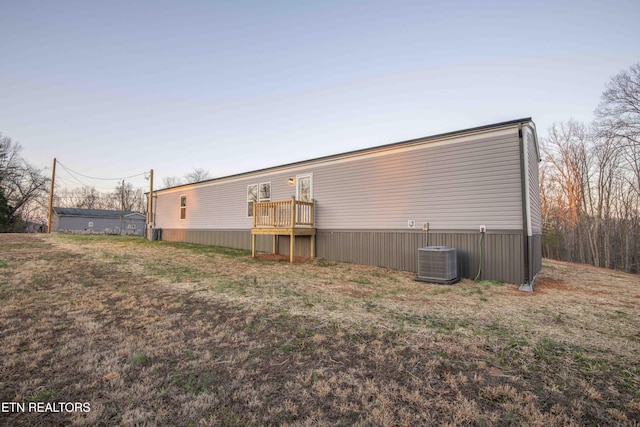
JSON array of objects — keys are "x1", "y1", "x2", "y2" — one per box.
[
  {"x1": 310, "y1": 234, "x2": 315, "y2": 259},
  {"x1": 252, "y1": 201, "x2": 257, "y2": 228},
  {"x1": 251, "y1": 233, "x2": 256, "y2": 258},
  {"x1": 251, "y1": 202, "x2": 257, "y2": 258},
  {"x1": 290, "y1": 197, "x2": 296, "y2": 263},
  {"x1": 272, "y1": 235, "x2": 277, "y2": 254},
  {"x1": 290, "y1": 233, "x2": 295, "y2": 263}
]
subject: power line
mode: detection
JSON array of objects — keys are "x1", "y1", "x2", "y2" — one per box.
[
  {"x1": 56, "y1": 166, "x2": 88, "y2": 187},
  {"x1": 55, "y1": 160, "x2": 148, "y2": 191},
  {"x1": 54, "y1": 175, "x2": 116, "y2": 191},
  {"x1": 56, "y1": 160, "x2": 147, "y2": 181}
]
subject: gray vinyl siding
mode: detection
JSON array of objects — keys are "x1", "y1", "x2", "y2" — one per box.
[
  {"x1": 314, "y1": 130, "x2": 522, "y2": 230},
  {"x1": 155, "y1": 174, "x2": 299, "y2": 230},
  {"x1": 526, "y1": 127, "x2": 542, "y2": 234},
  {"x1": 155, "y1": 127, "x2": 524, "y2": 232},
  {"x1": 159, "y1": 227, "x2": 526, "y2": 284},
  {"x1": 524, "y1": 126, "x2": 542, "y2": 283}
]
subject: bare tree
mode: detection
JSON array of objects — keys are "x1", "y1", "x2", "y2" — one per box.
[
  {"x1": 77, "y1": 186, "x2": 102, "y2": 209},
  {"x1": 53, "y1": 188, "x2": 79, "y2": 208},
  {"x1": 0, "y1": 187, "x2": 11, "y2": 231},
  {"x1": 594, "y1": 63, "x2": 640, "y2": 273},
  {"x1": 591, "y1": 136, "x2": 623, "y2": 268},
  {"x1": 541, "y1": 107, "x2": 640, "y2": 272},
  {"x1": 184, "y1": 167, "x2": 211, "y2": 184},
  {"x1": 541, "y1": 120, "x2": 593, "y2": 263},
  {"x1": 160, "y1": 168, "x2": 211, "y2": 188},
  {"x1": 53, "y1": 187, "x2": 100, "y2": 209},
  {"x1": 595, "y1": 62, "x2": 640, "y2": 147},
  {"x1": 108, "y1": 180, "x2": 146, "y2": 213},
  {"x1": 0, "y1": 134, "x2": 49, "y2": 231},
  {"x1": 161, "y1": 176, "x2": 183, "y2": 189}
]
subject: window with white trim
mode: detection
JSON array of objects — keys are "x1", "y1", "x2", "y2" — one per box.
[
  {"x1": 247, "y1": 184, "x2": 258, "y2": 217},
  {"x1": 296, "y1": 174, "x2": 312, "y2": 202},
  {"x1": 259, "y1": 182, "x2": 271, "y2": 202},
  {"x1": 247, "y1": 182, "x2": 271, "y2": 217},
  {"x1": 180, "y1": 195, "x2": 187, "y2": 220}
]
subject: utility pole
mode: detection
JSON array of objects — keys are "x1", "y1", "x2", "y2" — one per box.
[
  {"x1": 120, "y1": 180, "x2": 125, "y2": 211},
  {"x1": 148, "y1": 169, "x2": 154, "y2": 239},
  {"x1": 47, "y1": 158, "x2": 56, "y2": 233}
]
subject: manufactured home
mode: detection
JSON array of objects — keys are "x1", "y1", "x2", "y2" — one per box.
[
  {"x1": 52, "y1": 207, "x2": 146, "y2": 236},
  {"x1": 152, "y1": 118, "x2": 542, "y2": 289}
]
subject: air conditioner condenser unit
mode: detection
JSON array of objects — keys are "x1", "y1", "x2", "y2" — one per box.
[{"x1": 416, "y1": 246, "x2": 459, "y2": 284}]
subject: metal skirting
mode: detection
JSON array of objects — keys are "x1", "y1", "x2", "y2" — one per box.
[
  {"x1": 520, "y1": 233, "x2": 543, "y2": 292},
  {"x1": 160, "y1": 229, "x2": 257, "y2": 251},
  {"x1": 315, "y1": 230, "x2": 424, "y2": 272},
  {"x1": 531, "y1": 234, "x2": 542, "y2": 276},
  {"x1": 158, "y1": 228, "x2": 528, "y2": 284},
  {"x1": 316, "y1": 230, "x2": 525, "y2": 284}
]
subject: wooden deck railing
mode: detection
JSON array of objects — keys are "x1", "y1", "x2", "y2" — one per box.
[{"x1": 253, "y1": 197, "x2": 314, "y2": 228}]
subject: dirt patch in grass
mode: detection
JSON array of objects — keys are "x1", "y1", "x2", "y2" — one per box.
[
  {"x1": 1, "y1": 234, "x2": 638, "y2": 426},
  {"x1": 527, "y1": 276, "x2": 571, "y2": 293}
]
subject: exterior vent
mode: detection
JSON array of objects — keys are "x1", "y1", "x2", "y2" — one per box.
[{"x1": 416, "y1": 246, "x2": 459, "y2": 284}]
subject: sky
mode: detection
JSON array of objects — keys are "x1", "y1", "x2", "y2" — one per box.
[{"x1": 1, "y1": 0, "x2": 639, "y2": 193}]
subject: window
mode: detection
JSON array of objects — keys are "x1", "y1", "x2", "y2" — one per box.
[
  {"x1": 296, "y1": 174, "x2": 312, "y2": 202},
  {"x1": 180, "y1": 195, "x2": 187, "y2": 219},
  {"x1": 247, "y1": 182, "x2": 271, "y2": 217},
  {"x1": 247, "y1": 184, "x2": 258, "y2": 217},
  {"x1": 259, "y1": 182, "x2": 271, "y2": 202}
]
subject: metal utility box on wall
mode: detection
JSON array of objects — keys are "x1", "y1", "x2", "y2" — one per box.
[{"x1": 416, "y1": 246, "x2": 459, "y2": 284}]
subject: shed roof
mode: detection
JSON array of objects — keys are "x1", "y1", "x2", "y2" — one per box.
[{"x1": 53, "y1": 207, "x2": 145, "y2": 219}]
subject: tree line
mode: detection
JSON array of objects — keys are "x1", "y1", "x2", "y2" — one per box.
[
  {"x1": 540, "y1": 63, "x2": 639, "y2": 273},
  {"x1": 52, "y1": 182, "x2": 148, "y2": 214}
]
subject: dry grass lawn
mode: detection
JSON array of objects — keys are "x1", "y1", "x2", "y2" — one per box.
[{"x1": 0, "y1": 233, "x2": 639, "y2": 426}]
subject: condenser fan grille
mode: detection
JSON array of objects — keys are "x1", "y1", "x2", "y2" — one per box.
[{"x1": 416, "y1": 246, "x2": 459, "y2": 284}]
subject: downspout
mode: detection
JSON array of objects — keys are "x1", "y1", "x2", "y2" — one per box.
[{"x1": 518, "y1": 123, "x2": 533, "y2": 292}]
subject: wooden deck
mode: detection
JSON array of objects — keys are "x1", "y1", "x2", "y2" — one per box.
[{"x1": 251, "y1": 197, "x2": 316, "y2": 262}]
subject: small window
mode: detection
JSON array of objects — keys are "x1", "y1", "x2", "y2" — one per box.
[
  {"x1": 247, "y1": 184, "x2": 258, "y2": 217},
  {"x1": 180, "y1": 195, "x2": 187, "y2": 220},
  {"x1": 259, "y1": 182, "x2": 271, "y2": 201}
]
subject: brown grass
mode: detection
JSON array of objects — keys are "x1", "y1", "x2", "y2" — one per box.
[{"x1": 0, "y1": 233, "x2": 638, "y2": 426}]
